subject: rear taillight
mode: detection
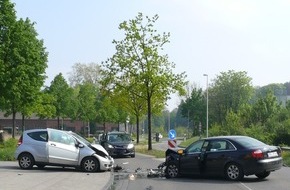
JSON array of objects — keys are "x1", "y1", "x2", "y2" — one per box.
[
  {"x1": 251, "y1": 149, "x2": 264, "y2": 159},
  {"x1": 17, "y1": 136, "x2": 23, "y2": 146}
]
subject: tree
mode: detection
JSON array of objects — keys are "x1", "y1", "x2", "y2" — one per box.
[
  {"x1": 48, "y1": 73, "x2": 72, "y2": 129},
  {"x1": 68, "y1": 62, "x2": 101, "y2": 87},
  {"x1": 251, "y1": 90, "x2": 282, "y2": 125},
  {"x1": 180, "y1": 86, "x2": 206, "y2": 131},
  {"x1": 101, "y1": 13, "x2": 187, "y2": 150},
  {"x1": 210, "y1": 70, "x2": 253, "y2": 125},
  {"x1": 76, "y1": 83, "x2": 98, "y2": 136},
  {"x1": 0, "y1": 1, "x2": 48, "y2": 137}
]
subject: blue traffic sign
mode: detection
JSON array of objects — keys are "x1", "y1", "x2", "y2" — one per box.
[{"x1": 168, "y1": 129, "x2": 177, "y2": 140}]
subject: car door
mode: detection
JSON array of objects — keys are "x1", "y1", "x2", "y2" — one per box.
[
  {"x1": 179, "y1": 140, "x2": 205, "y2": 175},
  {"x1": 203, "y1": 139, "x2": 233, "y2": 175},
  {"x1": 48, "y1": 130, "x2": 80, "y2": 166}
]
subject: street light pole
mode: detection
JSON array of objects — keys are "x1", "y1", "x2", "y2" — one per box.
[{"x1": 203, "y1": 74, "x2": 209, "y2": 138}]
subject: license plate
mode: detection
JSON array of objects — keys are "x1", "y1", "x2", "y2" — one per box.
[{"x1": 268, "y1": 152, "x2": 278, "y2": 158}]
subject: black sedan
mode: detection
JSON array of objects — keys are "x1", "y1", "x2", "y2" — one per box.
[{"x1": 164, "y1": 136, "x2": 283, "y2": 181}]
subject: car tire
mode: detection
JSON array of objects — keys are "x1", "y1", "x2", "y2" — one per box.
[
  {"x1": 81, "y1": 157, "x2": 99, "y2": 172},
  {"x1": 255, "y1": 171, "x2": 270, "y2": 179},
  {"x1": 224, "y1": 162, "x2": 244, "y2": 181},
  {"x1": 165, "y1": 162, "x2": 179, "y2": 178},
  {"x1": 18, "y1": 153, "x2": 34, "y2": 169},
  {"x1": 131, "y1": 154, "x2": 135, "y2": 158}
]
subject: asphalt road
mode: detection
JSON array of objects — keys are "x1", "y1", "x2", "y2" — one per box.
[{"x1": 0, "y1": 161, "x2": 113, "y2": 190}]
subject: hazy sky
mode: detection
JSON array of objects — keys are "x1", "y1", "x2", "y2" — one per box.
[{"x1": 12, "y1": 0, "x2": 290, "y2": 110}]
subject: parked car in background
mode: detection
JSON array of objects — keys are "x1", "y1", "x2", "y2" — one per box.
[
  {"x1": 100, "y1": 131, "x2": 135, "y2": 158},
  {"x1": 14, "y1": 128, "x2": 114, "y2": 172},
  {"x1": 164, "y1": 135, "x2": 283, "y2": 181}
]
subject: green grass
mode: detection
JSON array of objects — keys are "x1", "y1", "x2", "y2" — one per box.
[
  {"x1": 135, "y1": 143, "x2": 165, "y2": 158},
  {"x1": 282, "y1": 151, "x2": 290, "y2": 166},
  {"x1": 179, "y1": 136, "x2": 200, "y2": 147}
]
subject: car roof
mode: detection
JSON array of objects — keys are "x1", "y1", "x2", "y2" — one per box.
[
  {"x1": 23, "y1": 128, "x2": 67, "y2": 133},
  {"x1": 204, "y1": 135, "x2": 249, "y2": 140},
  {"x1": 23, "y1": 128, "x2": 47, "y2": 133}
]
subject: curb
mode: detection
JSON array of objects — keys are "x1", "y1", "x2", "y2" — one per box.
[{"x1": 102, "y1": 171, "x2": 115, "y2": 190}]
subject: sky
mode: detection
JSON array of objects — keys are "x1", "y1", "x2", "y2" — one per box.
[{"x1": 11, "y1": 0, "x2": 290, "y2": 110}]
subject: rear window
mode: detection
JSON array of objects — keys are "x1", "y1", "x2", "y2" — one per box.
[
  {"x1": 234, "y1": 136, "x2": 265, "y2": 148},
  {"x1": 28, "y1": 131, "x2": 48, "y2": 142}
]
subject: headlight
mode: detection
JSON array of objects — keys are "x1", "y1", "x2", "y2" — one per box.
[
  {"x1": 108, "y1": 144, "x2": 114, "y2": 149},
  {"x1": 127, "y1": 143, "x2": 134, "y2": 149}
]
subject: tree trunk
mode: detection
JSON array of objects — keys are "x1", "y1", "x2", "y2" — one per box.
[
  {"x1": 12, "y1": 110, "x2": 16, "y2": 138},
  {"x1": 21, "y1": 114, "x2": 25, "y2": 132},
  {"x1": 147, "y1": 95, "x2": 152, "y2": 150},
  {"x1": 57, "y1": 116, "x2": 60, "y2": 129},
  {"x1": 136, "y1": 115, "x2": 140, "y2": 144}
]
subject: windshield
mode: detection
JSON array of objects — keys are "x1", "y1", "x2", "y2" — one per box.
[
  {"x1": 107, "y1": 133, "x2": 131, "y2": 143},
  {"x1": 69, "y1": 132, "x2": 91, "y2": 146}
]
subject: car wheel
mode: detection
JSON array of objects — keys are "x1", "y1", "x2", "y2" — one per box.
[
  {"x1": 81, "y1": 157, "x2": 99, "y2": 172},
  {"x1": 131, "y1": 154, "x2": 135, "y2": 158},
  {"x1": 255, "y1": 171, "x2": 270, "y2": 179},
  {"x1": 165, "y1": 162, "x2": 179, "y2": 178},
  {"x1": 225, "y1": 163, "x2": 244, "y2": 181},
  {"x1": 18, "y1": 153, "x2": 34, "y2": 169}
]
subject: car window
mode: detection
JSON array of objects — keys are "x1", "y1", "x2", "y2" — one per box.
[
  {"x1": 50, "y1": 131, "x2": 75, "y2": 145},
  {"x1": 70, "y1": 132, "x2": 90, "y2": 146},
  {"x1": 207, "y1": 140, "x2": 236, "y2": 151},
  {"x1": 28, "y1": 131, "x2": 48, "y2": 142},
  {"x1": 186, "y1": 140, "x2": 204, "y2": 153},
  {"x1": 234, "y1": 136, "x2": 265, "y2": 148}
]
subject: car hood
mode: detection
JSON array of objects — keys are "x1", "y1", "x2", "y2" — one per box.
[
  {"x1": 108, "y1": 142, "x2": 133, "y2": 146},
  {"x1": 165, "y1": 147, "x2": 185, "y2": 156},
  {"x1": 91, "y1": 143, "x2": 110, "y2": 156}
]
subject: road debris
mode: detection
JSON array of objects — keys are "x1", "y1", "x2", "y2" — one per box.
[{"x1": 113, "y1": 163, "x2": 166, "y2": 180}]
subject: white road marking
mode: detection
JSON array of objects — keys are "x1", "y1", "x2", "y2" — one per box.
[{"x1": 240, "y1": 182, "x2": 254, "y2": 190}]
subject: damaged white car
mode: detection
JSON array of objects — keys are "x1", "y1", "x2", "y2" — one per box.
[{"x1": 15, "y1": 128, "x2": 114, "y2": 172}]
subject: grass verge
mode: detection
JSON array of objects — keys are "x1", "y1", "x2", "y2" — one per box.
[{"x1": 135, "y1": 144, "x2": 165, "y2": 158}]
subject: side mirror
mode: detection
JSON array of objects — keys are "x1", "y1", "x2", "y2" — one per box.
[
  {"x1": 177, "y1": 149, "x2": 184, "y2": 155},
  {"x1": 76, "y1": 143, "x2": 84, "y2": 148}
]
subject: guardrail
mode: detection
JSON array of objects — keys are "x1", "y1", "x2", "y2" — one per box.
[{"x1": 281, "y1": 147, "x2": 290, "y2": 151}]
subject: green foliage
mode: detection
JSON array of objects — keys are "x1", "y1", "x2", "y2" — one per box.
[
  {"x1": 209, "y1": 70, "x2": 253, "y2": 125},
  {"x1": 0, "y1": 138, "x2": 17, "y2": 161},
  {"x1": 180, "y1": 86, "x2": 206, "y2": 127},
  {"x1": 179, "y1": 136, "x2": 200, "y2": 147},
  {"x1": 47, "y1": 73, "x2": 73, "y2": 127},
  {"x1": 282, "y1": 151, "x2": 290, "y2": 167},
  {"x1": 251, "y1": 90, "x2": 282, "y2": 125},
  {"x1": 175, "y1": 126, "x2": 188, "y2": 137},
  {"x1": 0, "y1": 1, "x2": 48, "y2": 137},
  {"x1": 223, "y1": 110, "x2": 246, "y2": 135}
]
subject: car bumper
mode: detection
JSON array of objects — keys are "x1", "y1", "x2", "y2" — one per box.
[
  {"x1": 95, "y1": 154, "x2": 114, "y2": 171},
  {"x1": 244, "y1": 157, "x2": 283, "y2": 175},
  {"x1": 108, "y1": 148, "x2": 135, "y2": 157}
]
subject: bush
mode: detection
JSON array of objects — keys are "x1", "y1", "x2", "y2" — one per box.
[{"x1": 0, "y1": 138, "x2": 18, "y2": 161}]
